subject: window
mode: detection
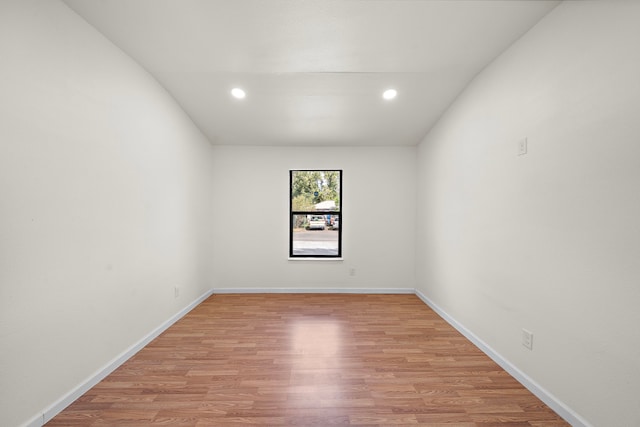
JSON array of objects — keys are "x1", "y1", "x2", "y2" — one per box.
[{"x1": 290, "y1": 170, "x2": 342, "y2": 258}]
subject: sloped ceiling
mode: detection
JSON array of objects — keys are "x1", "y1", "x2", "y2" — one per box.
[{"x1": 62, "y1": 0, "x2": 560, "y2": 146}]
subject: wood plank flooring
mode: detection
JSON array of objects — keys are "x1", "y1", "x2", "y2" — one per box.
[{"x1": 47, "y1": 294, "x2": 569, "y2": 426}]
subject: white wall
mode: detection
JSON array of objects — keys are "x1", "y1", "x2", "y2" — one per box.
[
  {"x1": 211, "y1": 146, "x2": 416, "y2": 291},
  {"x1": 0, "y1": 1, "x2": 214, "y2": 426},
  {"x1": 416, "y1": 2, "x2": 640, "y2": 426}
]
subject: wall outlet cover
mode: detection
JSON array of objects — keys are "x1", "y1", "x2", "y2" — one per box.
[{"x1": 522, "y1": 328, "x2": 533, "y2": 350}]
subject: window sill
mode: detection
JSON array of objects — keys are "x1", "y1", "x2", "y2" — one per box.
[{"x1": 288, "y1": 257, "x2": 344, "y2": 262}]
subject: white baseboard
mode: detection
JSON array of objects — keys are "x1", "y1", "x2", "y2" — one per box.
[
  {"x1": 21, "y1": 414, "x2": 43, "y2": 427},
  {"x1": 212, "y1": 287, "x2": 415, "y2": 294},
  {"x1": 26, "y1": 289, "x2": 214, "y2": 427},
  {"x1": 414, "y1": 289, "x2": 591, "y2": 427}
]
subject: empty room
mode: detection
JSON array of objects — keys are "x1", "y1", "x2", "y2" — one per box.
[{"x1": 1, "y1": 1, "x2": 639, "y2": 426}]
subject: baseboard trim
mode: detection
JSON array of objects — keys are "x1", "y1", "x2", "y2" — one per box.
[
  {"x1": 29, "y1": 289, "x2": 215, "y2": 427},
  {"x1": 212, "y1": 287, "x2": 415, "y2": 294},
  {"x1": 21, "y1": 414, "x2": 43, "y2": 427},
  {"x1": 414, "y1": 289, "x2": 591, "y2": 427}
]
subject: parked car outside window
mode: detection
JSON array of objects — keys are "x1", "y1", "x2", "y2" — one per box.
[{"x1": 307, "y1": 215, "x2": 326, "y2": 230}]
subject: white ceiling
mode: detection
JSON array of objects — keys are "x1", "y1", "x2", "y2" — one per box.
[{"x1": 62, "y1": 0, "x2": 560, "y2": 146}]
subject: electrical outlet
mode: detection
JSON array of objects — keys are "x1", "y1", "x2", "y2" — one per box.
[
  {"x1": 518, "y1": 137, "x2": 528, "y2": 156},
  {"x1": 522, "y1": 328, "x2": 533, "y2": 350},
  {"x1": 174, "y1": 286, "x2": 180, "y2": 298},
  {"x1": 349, "y1": 267, "x2": 356, "y2": 277}
]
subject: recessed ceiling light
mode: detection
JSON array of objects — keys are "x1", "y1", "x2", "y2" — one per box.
[
  {"x1": 383, "y1": 89, "x2": 397, "y2": 100},
  {"x1": 231, "y1": 88, "x2": 246, "y2": 99}
]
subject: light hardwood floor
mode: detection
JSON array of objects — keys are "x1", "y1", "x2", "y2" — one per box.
[{"x1": 47, "y1": 294, "x2": 569, "y2": 426}]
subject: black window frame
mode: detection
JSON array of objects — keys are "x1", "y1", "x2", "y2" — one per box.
[{"x1": 289, "y1": 169, "x2": 342, "y2": 258}]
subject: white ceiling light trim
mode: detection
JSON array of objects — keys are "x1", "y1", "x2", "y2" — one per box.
[
  {"x1": 383, "y1": 89, "x2": 397, "y2": 100},
  {"x1": 231, "y1": 88, "x2": 246, "y2": 99}
]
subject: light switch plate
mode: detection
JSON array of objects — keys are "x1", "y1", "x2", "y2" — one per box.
[{"x1": 518, "y1": 138, "x2": 528, "y2": 156}]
